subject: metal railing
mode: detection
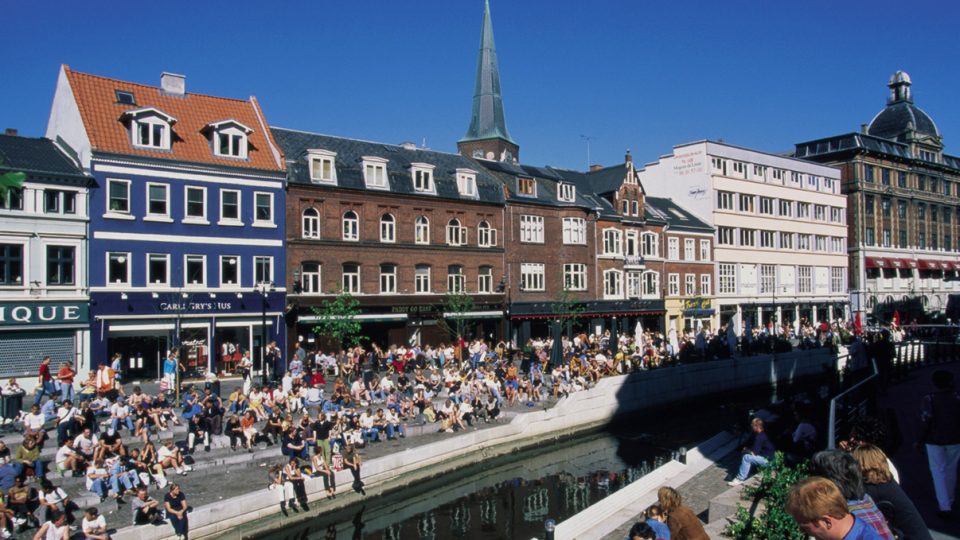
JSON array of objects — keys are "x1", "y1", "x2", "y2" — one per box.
[{"x1": 828, "y1": 358, "x2": 878, "y2": 449}]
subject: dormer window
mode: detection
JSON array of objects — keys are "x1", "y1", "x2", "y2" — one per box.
[
  {"x1": 518, "y1": 177, "x2": 537, "y2": 197},
  {"x1": 308, "y1": 149, "x2": 338, "y2": 184},
  {"x1": 205, "y1": 120, "x2": 253, "y2": 159},
  {"x1": 558, "y1": 183, "x2": 576, "y2": 202},
  {"x1": 457, "y1": 169, "x2": 478, "y2": 198},
  {"x1": 410, "y1": 163, "x2": 435, "y2": 193},
  {"x1": 121, "y1": 108, "x2": 175, "y2": 151},
  {"x1": 362, "y1": 157, "x2": 389, "y2": 189}
]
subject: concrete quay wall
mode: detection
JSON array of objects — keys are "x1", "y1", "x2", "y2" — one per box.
[{"x1": 114, "y1": 348, "x2": 834, "y2": 540}]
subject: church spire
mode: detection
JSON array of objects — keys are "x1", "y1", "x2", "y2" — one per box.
[{"x1": 458, "y1": 0, "x2": 519, "y2": 163}]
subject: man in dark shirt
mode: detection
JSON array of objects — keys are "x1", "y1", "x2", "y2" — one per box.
[
  {"x1": 313, "y1": 413, "x2": 333, "y2": 466},
  {"x1": 729, "y1": 418, "x2": 775, "y2": 485},
  {"x1": 919, "y1": 369, "x2": 960, "y2": 516}
]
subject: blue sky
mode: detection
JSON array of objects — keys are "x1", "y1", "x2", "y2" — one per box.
[{"x1": 3, "y1": 0, "x2": 958, "y2": 170}]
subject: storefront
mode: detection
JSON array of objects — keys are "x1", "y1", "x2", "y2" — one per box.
[
  {"x1": 91, "y1": 291, "x2": 286, "y2": 380},
  {"x1": 0, "y1": 301, "x2": 90, "y2": 391},
  {"x1": 508, "y1": 299, "x2": 666, "y2": 346},
  {"x1": 291, "y1": 295, "x2": 507, "y2": 351},
  {"x1": 680, "y1": 297, "x2": 715, "y2": 332}
]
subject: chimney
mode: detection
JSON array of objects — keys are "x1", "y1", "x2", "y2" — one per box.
[
  {"x1": 625, "y1": 149, "x2": 632, "y2": 163},
  {"x1": 860, "y1": 123, "x2": 868, "y2": 134},
  {"x1": 399, "y1": 142, "x2": 417, "y2": 151},
  {"x1": 590, "y1": 164, "x2": 604, "y2": 172},
  {"x1": 3, "y1": 128, "x2": 17, "y2": 136},
  {"x1": 160, "y1": 72, "x2": 186, "y2": 96}
]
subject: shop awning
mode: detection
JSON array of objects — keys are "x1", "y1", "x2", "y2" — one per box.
[
  {"x1": 903, "y1": 259, "x2": 919, "y2": 269},
  {"x1": 918, "y1": 260, "x2": 948, "y2": 270},
  {"x1": 682, "y1": 309, "x2": 716, "y2": 317},
  {"x1": 865, "y1": 257, "x2": 886, "y2": 268},
  {"x1": 951, "y1": 262, "x2": 960, "y2": 271},
  {"x1": 442, "y1": 310, "x2": 504, "y2": 319},
  {"x1": 297, "y1": 313, "x2": 408, "y2": 323}
]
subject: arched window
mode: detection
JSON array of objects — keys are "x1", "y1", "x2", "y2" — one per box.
[
  {"x1": 477, "y1": 221, "x2": 496, "y2": 247},
  {"x1": 380, "y1": 214, "x2": 395, "y2": 243},
  {"x1": 342, "y1": 210, "x2": 359, "y2": 241},
  {"x1": 447, "y1": 265, "x2": 465, "y2": 293},
  {"x1": 447, "y1": 218, "x2": 466, "y2": 246},
  {"x1": 642, "y1": 271, "x2": 660, "y2": 297},
  {"x1": 300, "y1": 262, "x2": 321, "y2": 294},
  {"x1": 302, "y1": 208, "x2": 320, "y2": 239},
  {"x1": 641, "y1": 232, "x2": 659, "y2": 257},
  {"x1": 342, "y1": 263, "x2": 360, "y2": 293},
  {"x1": 415, "y1": 216, "x2": 430, "y2": 245}
]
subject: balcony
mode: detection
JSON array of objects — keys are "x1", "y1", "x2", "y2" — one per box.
[{"x1": 624, "y1": 255, "x2": 645, "y2": 269}]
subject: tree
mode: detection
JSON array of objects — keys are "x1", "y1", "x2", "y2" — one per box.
[
  {"x1": 311, "y1": 291, "x2": 366, "y2": 349},
  {"x1": 437, "y1": 287, "x2": 476, "y2": 342},
  {"x1": 0, "y1": 157, "x2": 26, "y2": 198}
]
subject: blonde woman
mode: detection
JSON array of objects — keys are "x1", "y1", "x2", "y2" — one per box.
[{"x1": 853, "y1": 445, "x2": 931, "y2": 540}]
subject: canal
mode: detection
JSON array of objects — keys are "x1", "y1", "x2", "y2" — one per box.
[{"x1": 242, "y1": 394, "x2": 769, "y2": 540}]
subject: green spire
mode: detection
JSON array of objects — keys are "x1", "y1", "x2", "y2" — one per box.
[{"x1": 460, "y1": 0, "x2": 515, "y2": 145}]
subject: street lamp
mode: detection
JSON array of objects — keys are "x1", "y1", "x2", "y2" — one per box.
[{"x1": 255, "y1": 281, "x2": 275, "y2": 387}]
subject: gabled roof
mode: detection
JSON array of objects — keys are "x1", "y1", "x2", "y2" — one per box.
[
  {"x1": 478, "y1": 159, "x2": 600, "y2": 210},
  {"x1": 0, "y1": 134, "x2": 90, "y2": 185},
  {"x1": 645, "y1": 197, "x2": 713, "y2": 233},
  {"x1": 62, "y1": 66, "x2": 283, "y2": 172},
  {"x1": 271, "y1": 127, "x2": 505, "y2": 205}
]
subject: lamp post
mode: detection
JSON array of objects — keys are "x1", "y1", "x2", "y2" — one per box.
[{"x1": 255, "y1": 281, "x2": 274, "y2": 387}]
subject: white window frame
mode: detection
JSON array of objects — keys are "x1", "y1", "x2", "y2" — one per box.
[
  {"x1": 699, "y1": 239, "x2": 710, "y2": 261},
  {"x1": 300, "y1": 262, "x2": 321, "y2": 294},
  {"x1": 563, "y1": 263, "x2": 587, "y2": 291},
  {"x1": 700, "y1": 274, "x2": 711, "y2": 296},
  {"x1": 145, "y1": 182, "x2": 171, "y2": 221},
  {"x1": 131, "y1": 116, "x2": 171, "y2": 150},
  {"x1": 520, "y1": 215, "x2": 545, "y2": 244},
  {"x1": 213, "y1": 126, "x2": 249, "y2": 159},
  {"x1": 685, "y1": 274, "x2": 696, "y2": 296},
  {"x1": 106, "y1": 252, "x2": 131, "y2": 286},
  {"x1": 308, "y1": 149, "x2": 338, "y2": 184},
  {"x1": 641, "y1": 232, "x2": 659, "y2": 257},
  {"x1": 414, "y1": 265, "x2": 431, "y2": 294},
  {"x1": 797, "y1": 265, "x2": 813, "y2": 294},
  {"x1": 456, "y1": 169, "x2": 478, "y2": 198},
  {"x1": 380, "y1": 264, "x2": 397, "y2": 294},
  {"x1": 717, "y1": 191, "x2": 734, "y2": 210},
  {"x1": 362, "y1": 156, "x2": 389, "y2": 189},
  {"x1": 447, "y1": 266, "x2": 466, "y2": 293},
  {"x1": 302, "y1": 208, "x2": 320, "y2": 239},
  {"x1": 184, "y1": 254, "x2": 206, "y2": 288},
  {"x1": 342, "y1": 210, "x2": 359, "y2": 241},
  {"x1": 106, "y1": 178, "x2": 132, "y2": 218},
  {"x1": 146, "y1": 253, "x2": 170, "y2": 286},
  {"x1": 562, "y1": 217, "x2": 586, "y2": 245},
  {"x1": 183, "y1": 185, "x2": 208, "y2": 223},
  {"x1": 558, "y1": 183, "x2": 576, "y2": 202},
  {"x1": 719, "y1": 263, "x2": 736, "y2": 295},
  {"x1": 603, "y1": 269, "x2": 623, "y2": 299},
  {"x1": 684, "y1": 238, "x2": 695, "y2": 260},
  {"x1": 342, "y1": 264, "x2": 360, "y2": 294},
  {"x1": 446, "y1": 218, "x2": 468, "y2": 246},
  {"x1": 220, "y1": 255, "x2": 240, "y2": 288},
  {"x1": 415, "y1": 216, "x2": 430, "y2": 245},
  {"x1": 477, "y1": 221, "x2": 497, "y2": 247},
  {"x1": 625, "y1": 230, "x2": 639, "y2": 257},
  {"x1": 478, "y1": 266, "x2": 494, "y2": 294},
  {"x1": 520, "y1": 263, "x2": 545, "y2": 292},
  {"x1": 667, "y1": 237, "x2": 679, "y2": 260},
  {"x1": 668, "y1": 273, "x2": 680, "y2": 296},
  {"x1": 380, "y1": 214, "x2": 396, "y2": 243},
  {"x1": 517, "y1": 177, "x2": 537, "y2": 197},
  {"x1": 760, "y1": 230, "x2": 776, "y2": 248},
  {"x1": 642, "y1": 271, "x2": 659, "y2": 298},
  {"x1": 253, "y1": 192, "x2": 275, "y2": 227},
  {"x1": 411, "y1": 163, "x2": 436, "y2": 193},
  {"x1": 603, "y1": 228, "x2": 623, "y2": 256},
  {"x1": 219, "y1": 189, "x2": 242, "y2": 225},
  {"x1": 718, "y1": 227, "x2": 735, "y2": 246}
]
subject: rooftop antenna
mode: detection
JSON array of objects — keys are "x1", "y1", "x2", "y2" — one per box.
[
  {"x1": 421, "y1": 137, "x2": 427, "y2": 149},
  {"x1": 580, "y1": 134, "x2": 597, "y2": 169}
]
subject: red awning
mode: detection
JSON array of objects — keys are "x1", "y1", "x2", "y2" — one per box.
[
  {"x1": 888, "y1": 258, "x2": 904, "y2": 269},
  {"x1": 919, "y1": 260, "x2": 947, "y2": 270},
  {"x1": 941, "y1": 261, "x2": 953, "y2": 270},
  {"x1": 950, "y1": 262, "x2": 960, "y2": 271},
  {"x1": 865, "y1": 257, "x2": 886, "y2": 269},
  {"x1": 903, "y1": 259, "x2": 919, "y2": 269}
]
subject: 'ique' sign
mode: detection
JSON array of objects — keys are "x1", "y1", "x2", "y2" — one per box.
[{"x1": 0, "y1": 302, "x2": 89, "y2": 326}]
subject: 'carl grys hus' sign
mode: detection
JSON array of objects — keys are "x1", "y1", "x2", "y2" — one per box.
[{"x1": 0, "y1": 302, "x2": 89, "y2": 326}]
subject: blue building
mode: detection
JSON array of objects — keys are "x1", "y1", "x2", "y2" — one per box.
[{"x1": 46, "y1": 67, "x2": 286, "y2": 380}]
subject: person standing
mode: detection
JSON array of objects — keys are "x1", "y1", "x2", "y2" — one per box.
[
  {"x1": 342, "y1": 442, "x2": 365, "y2": 495},
  {"x1": 919, "y1": 369, "x2": 960, "y2": 519},
  {"x1": 34, "y1": 356, "x2": 55, "y2": 406},
  {"x1": 164, "y1": 483, "x2": 189, "y2": 540},
  {"x1": 162, "y1": 352, "x2": 178, "y2": 396},
  {"x1": 57, "y1": 362, "x2": 75, "y2": 404}
]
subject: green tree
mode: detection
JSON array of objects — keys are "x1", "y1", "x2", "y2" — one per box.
[
  {"x1": 311, "y1": 290, "x2": 366, "y2": 349},
  {"x1": 0, "y1": 157, "x2": 26, "y2": 198},
  {"x1": 437, "y1": 286, "x2": 476, "y2": 342}
]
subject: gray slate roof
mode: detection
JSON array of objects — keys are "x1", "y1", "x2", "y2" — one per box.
[
  {"x1": 477, "y1": 159, "x2": 600, "y2": 210},
  {"x1": 0, "y1": 134, "x2": 89, "y2": 184},
  {"x1": 645, "y1": 197, "x2": 713, "y2": 233},
  {"x1": 868, "y1": 101, "x2": 940, "y2": 142},
  {"x1": 271, "y1": 128, "x2": 505, "y2": 205},
  {"x1": 794, "y1": 133, "x2": 960, "y2": 172}
]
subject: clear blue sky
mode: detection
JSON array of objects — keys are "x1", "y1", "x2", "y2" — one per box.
[{"x1": 4, "y1": 0, "x2": 958, "y2": 170}]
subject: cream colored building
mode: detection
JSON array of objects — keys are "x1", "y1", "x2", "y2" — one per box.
[{"x1": 638, "y1": 141, "x2": 848, "y2": 332}]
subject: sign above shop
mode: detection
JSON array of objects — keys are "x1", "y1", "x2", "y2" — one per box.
[
  {"x1": 683, "y1": 297, "x2": 712, "y2": 311},
  {"x1": 0, "y1": 302, "x2": 89, "y2": 326}
]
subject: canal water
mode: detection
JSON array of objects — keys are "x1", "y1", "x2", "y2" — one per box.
[{"x1": 245, "y1": 396, "x2": 762, "y2": 540}]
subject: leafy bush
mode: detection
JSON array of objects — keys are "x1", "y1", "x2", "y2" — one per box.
[{"x1": 724, "y1": 452, "x2": 808, "y2": 540}]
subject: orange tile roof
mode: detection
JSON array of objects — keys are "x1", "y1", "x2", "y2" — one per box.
[{"x1": 63, "y1": 65, "x2": 284, "y2": 172}]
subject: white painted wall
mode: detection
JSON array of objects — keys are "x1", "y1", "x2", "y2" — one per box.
[{"x1": 45, "y1": 66, "x2": 92, "y2": 171}]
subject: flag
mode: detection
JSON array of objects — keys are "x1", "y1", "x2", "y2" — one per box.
[
  {"x1": 854, "y1": 312, "x2": 863, "y2": 336},
  {"x1": 892, "y1": 310, "x2": 901, "y2": 327}
]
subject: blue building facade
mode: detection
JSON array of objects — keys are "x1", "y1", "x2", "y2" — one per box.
[{"x1": 47, "y1": 67, "x2": 287, "y2": 379}]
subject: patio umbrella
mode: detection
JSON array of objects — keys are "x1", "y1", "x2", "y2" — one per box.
[
  {"x1": 549, "y1": 320, "x2": 563, "y2": 369},
  {"x1": 635, "y1": 320, "x2": 644, "y2": 343}
]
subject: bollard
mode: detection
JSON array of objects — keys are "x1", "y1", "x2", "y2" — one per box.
[{"x1": 544, "y1": 518, "x2": 556, "y2": 540}]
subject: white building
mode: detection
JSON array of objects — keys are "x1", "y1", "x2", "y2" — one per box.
[
  {"x1": 0, "y1": 133, "x2": 92, "y2": 390},
  {"x1": 638, "y1": 140, "x2": 848, "y2": 333}
]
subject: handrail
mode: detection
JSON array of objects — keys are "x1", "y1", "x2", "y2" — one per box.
[{"x1": 827, "y1": 358, "x2": 878, "y2": 449}]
